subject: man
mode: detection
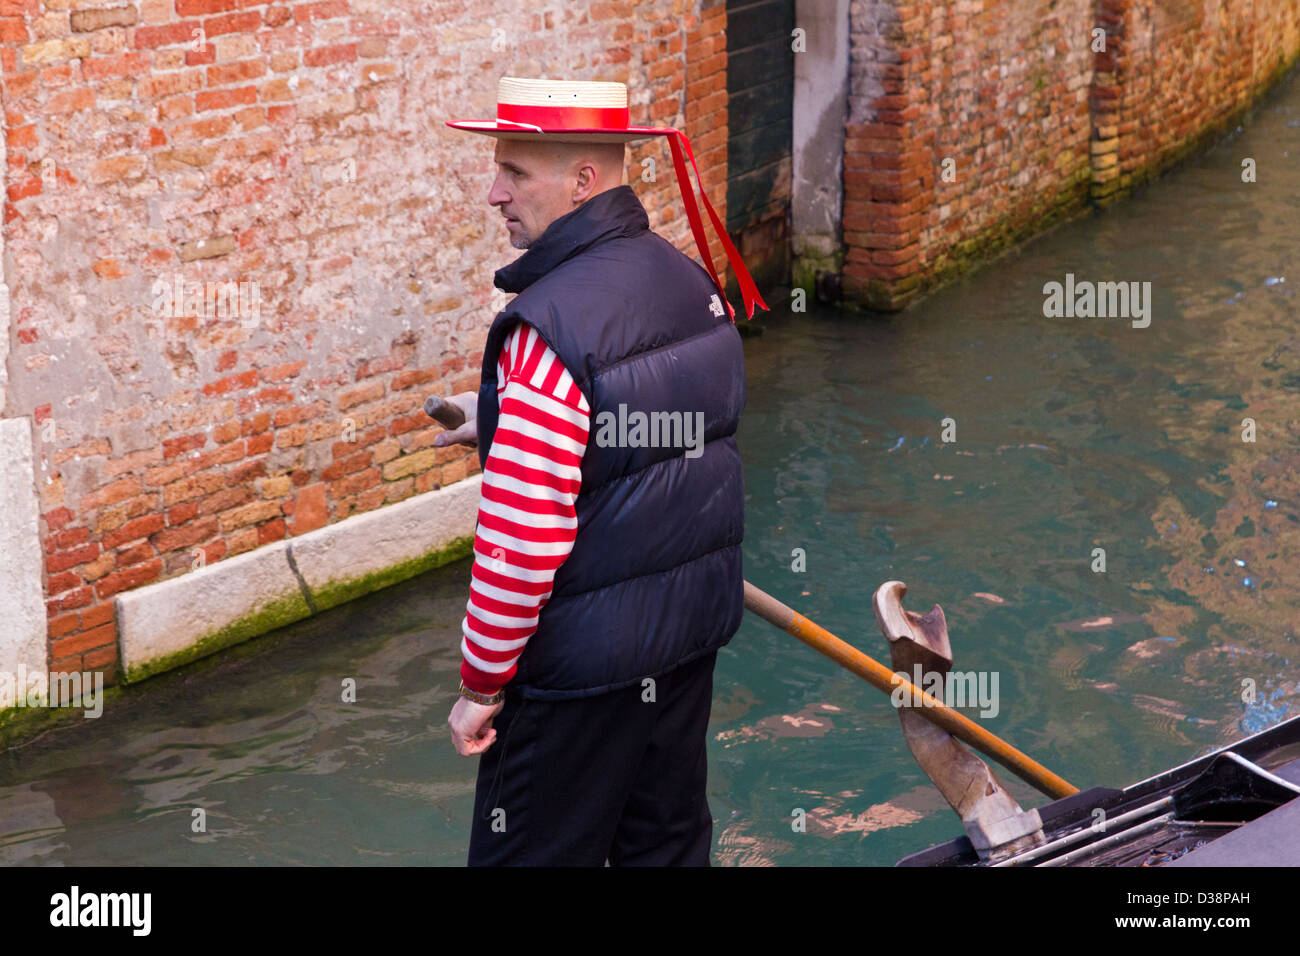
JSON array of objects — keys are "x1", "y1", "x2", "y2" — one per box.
[{"x1": 439, "y1": 76, "x2": 766, "y2": 866}]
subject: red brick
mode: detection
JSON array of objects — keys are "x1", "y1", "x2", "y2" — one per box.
[
  {"x1": 242, "y1": 433, "x2": 273, "y2": 456},
  {"x1": 103, "y1": 513, "x2": 167, "y2": 549},
  {"x1": 167, "y1": 501, "x2": 200, "y2": 524},
  {"x1": 83, "y1": 645, "x2": 119, "y2": 673},
  {"x1": 49, "y1": 653, "x2": 84, "y2": 674},
  {"x1": 138, "y1": 70, "x2": 204, "y2": 101},
  {"x1": 202, "y1": 369, "x2": 259, "y2": 397},
  {"x1": 151, "y1": 517, "x2": 218, "y2": 553},
  {"x1": 47, "y1": 543, "x2": 101, "y2": 574},
  {"x1": 338, "y1": 381, "x2": 383, "y2": 411},
  {"x1": 49, "y1": 612, "x2": 80, "y2": 638},
  {"x1": 289, "y1": 482, "x2": 328, "y2": 534},
  {"x1": 82, "y1": 602, "x2": 117, "y2": 630},
  {"x1": 89, "y1": 155, "x2": 147, "y2": 185},
  {"x1": 267, "y1": 104, "x2": 294, "y2": 125},
  {"x1": 304, "y1": 43, "x2": 357, "y2": 68},
  {"x1": 70, "y1": 6, "x2": 138, "y2": 32},
  {"x1": 83, "y1": 52, "x2": 151, "y2": 80},
  {"x1": 7, "y1": 178, "x2": 40, "y2": 202},
  {"x1": 870, "y1": 245, "x2": 921, "y2": 267},
  {"x1": 48, "y1": 582, "x2": 90, "y2": 607},
  {"x1": 257, "y1": 517, "x2": 286, "y2": 544},
  {"x1": 6, "y1": 123, "x2": 37, "y2": 149},
  {"x1": 53, "y1": 526, "x2": 91, "y2": 549},
  {"x1": 135, "y1": 21, "x2": 203, "y2": 49},
  {"x1": 185, "y1": 44, "x2": 216, "y2": 66},
  {"x1": 93, "y1": 257, "x2": 130, "y2": 279},
  {"x1": 95, "y1": 559, "x2": 163, "y2": 599},
  {"x1": 203, "y1": 10, "x2": 262, "y2": 37},
  {"x1": 261, "y1": 361, "x2": 306, "y2": 382},
  {"x1": 112, "y1": 538, "x2": 155, "y2": 566},
  {"x1": 212, "y1": 421, "x2": 241, "y2": 443},
  {"x1": 322, "y1": 450, "x2": 371, "y2": 481},
  {"x1": 51, "y1": 622, "x2": 117, "y2": 659},
  {"x1": 172, "y1": 114, "x2": 234, "y2": 141},
  {"x1": 207, "y1": 59, "x2": 266, "y2": 86},
  {"x1": 80, "y1": 477, "x2": 143, "y2": 511},
  {"x1": 196, "y1": 487, "x2": 253, "y2": 516},
  {"x1": 163, "y1": 432, "x2": 208, "y2": 459},
  {"x1": 293, "y1": 0, "x2": 347, "y2": 23},
  {"x1": 176, "y1": 0, "x2": 239, "y2": 14},
  {"x1": 0, "y1": 17, "x2": 29, "y2": 45}
]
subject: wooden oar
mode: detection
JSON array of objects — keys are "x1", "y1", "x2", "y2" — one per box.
[{"x1": 743, "y1": 580, "x2": 1079, "y2": 800}]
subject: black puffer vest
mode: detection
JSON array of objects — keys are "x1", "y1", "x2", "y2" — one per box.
[{"x1": 476, "y1": 184, "x2": 746, "y2": 700}]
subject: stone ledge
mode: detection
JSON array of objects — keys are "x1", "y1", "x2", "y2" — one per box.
[{"x1": 115, "y1": 476, "x2": 482, "y2": 684}]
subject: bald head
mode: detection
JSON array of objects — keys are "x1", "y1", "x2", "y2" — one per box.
[{"x1": 488, "y1": 138, "x2": 627, "y2": 249}]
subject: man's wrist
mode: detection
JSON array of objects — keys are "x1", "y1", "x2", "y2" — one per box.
[{"x1": 459, "y1": 681, "x2": 505, "y2": 706}]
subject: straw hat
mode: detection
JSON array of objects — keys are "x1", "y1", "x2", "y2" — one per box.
[
  {"x1": 446, "y1": 76, "x2": 770, "y2": 320},
  {"x1": 447, "y1": 76, "x2": 662, "y2": 143}
]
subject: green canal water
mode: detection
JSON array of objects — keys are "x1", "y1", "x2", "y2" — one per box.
[{"x1": 4, "y1": 74, "x2": 1300, "y2": 866}]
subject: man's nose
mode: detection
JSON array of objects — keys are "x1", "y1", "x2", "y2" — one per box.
[{"x1": 488, "y1": 173, "x2": 509, "y2": 207}]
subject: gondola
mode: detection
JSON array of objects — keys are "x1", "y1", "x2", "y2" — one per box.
[
  {"x1": 897, "y1": 711, "x2": 1300, "y2": 867},
  {"x1": 742, "y1": 578, "x2": 1300, "y2": 868}
]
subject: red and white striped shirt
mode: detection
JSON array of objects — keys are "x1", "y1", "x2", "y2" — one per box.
[{"x1": 460, "y1": 322, "x2": 591, "y2": 695}]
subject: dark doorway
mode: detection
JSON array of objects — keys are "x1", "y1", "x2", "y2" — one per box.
[{"x1": 725, "y1": 0, "x2": 795, "y2": 296}]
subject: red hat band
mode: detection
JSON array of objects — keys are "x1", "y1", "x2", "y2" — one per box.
[{"x1": 496, "y1": 102, "x2": 631, "y2": 133}]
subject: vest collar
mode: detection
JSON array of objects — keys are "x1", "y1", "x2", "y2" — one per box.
[{"x1": 493, "y1": 184, "x2": 649, "y2": 294}]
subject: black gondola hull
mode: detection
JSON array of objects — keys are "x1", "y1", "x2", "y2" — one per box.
[{"x1": 897, "y1": 715, "x2": 1300, "y2": 867}]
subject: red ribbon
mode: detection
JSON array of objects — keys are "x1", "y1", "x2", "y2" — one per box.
[{"x1": 645, "y1": 127, "x2": 769, "y2": 322}]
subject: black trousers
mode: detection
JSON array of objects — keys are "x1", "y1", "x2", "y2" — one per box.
[{"x1": 467, "y1": 650, "x2": 717, "y2": 866}]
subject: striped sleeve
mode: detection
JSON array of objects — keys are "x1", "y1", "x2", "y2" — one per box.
[{"x1": 459, "y1": 322, "x2": 591, "y2": 696}]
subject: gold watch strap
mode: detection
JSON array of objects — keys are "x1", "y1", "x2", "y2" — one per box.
[{"x1": 459, "y1": 681, "x2": 504, "y2": 705}]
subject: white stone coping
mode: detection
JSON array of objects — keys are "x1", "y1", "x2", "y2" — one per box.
[{"x1": 116, "y1": 475, "x2": 481, "y2": 680}]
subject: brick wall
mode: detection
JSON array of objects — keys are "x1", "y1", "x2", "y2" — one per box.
[
  {"x1": 1, "y1": 0, "x2": 729, "y2": 684},
  {"x1": 1099, "y1": 0, "x2": 1300, "y2": 199},
  {"x1": 845, "y1": 0, "x2": 1300, "y2": 311}
]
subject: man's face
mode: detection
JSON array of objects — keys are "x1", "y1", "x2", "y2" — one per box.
[{"x1": 488, "y1": 139, "x2": 574, "y2": 250}]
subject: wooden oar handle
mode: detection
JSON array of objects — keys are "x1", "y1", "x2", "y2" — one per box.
[
  {"x1": 742, "y1": 579, "x2": 1079, "y2": 800},
  {"x1": 743, "y1": 580, "x2": 795, "y2": 629},
  {"x1": 424, "y1": 395, "x2": 467, "y2": 430}
]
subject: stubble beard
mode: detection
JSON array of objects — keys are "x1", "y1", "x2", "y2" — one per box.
[{"x1": 506, "y1": 218, "x2": 532, "y2": 250}]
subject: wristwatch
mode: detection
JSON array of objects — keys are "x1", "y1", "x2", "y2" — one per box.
[{"x1": 459, "y1": 681, "x2": 505, "y2": 706}]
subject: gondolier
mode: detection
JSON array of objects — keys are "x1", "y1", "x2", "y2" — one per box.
[{"x1": 439, "y1": 76, "x2": 768, "y2": 865}]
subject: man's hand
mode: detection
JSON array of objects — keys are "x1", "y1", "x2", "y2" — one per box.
[
  {"x1": 448, "y1": 693, "x2": 506, "y2": 756},
  {"x1": 432, "y1": 391, "x2": 479, "y2": 448}
]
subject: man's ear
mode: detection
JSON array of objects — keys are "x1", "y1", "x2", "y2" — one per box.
[{"x1": 571, "y1": 161, "x2": 600, "y2": 204}]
